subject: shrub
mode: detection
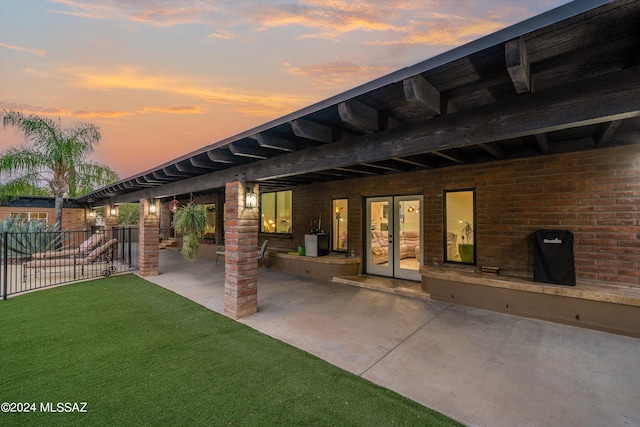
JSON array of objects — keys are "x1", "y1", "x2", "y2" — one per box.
[
  {"x1": 172, "y1": 203, "x2": 208, "y2": 262},
  {"x1": 0, "y1": 217, "x2": 63, "y2": 258}
]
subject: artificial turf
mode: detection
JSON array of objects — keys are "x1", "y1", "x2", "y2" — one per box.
[{"x1": 0, "y1": 274, "x2": 461, "y2": 426}]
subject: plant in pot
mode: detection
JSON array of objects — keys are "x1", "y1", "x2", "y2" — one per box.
[
  {"x1": 457, "y1": 221, "x2": 474, "y2": 263},
  {"x1": 172, "y1": 202, "x2": 209, "y2": 262}
]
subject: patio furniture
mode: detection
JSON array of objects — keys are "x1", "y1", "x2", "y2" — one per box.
[
  {"x1": 258, "y1": 240, "x2": 269, "y2": 270},
  {"x1": 23, "y1": 238, "x2": 118, "y2": 282},
  {"x1": 215, "y1": 246, "x2": 225, "y2": 266},
  {"x1": 32, "y1": 233, "x2": 104, "y2": 260}
]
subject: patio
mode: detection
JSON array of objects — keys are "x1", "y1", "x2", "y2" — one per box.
[{"x1": 146, "y1": 248, "x2": 640, "y2": 427}]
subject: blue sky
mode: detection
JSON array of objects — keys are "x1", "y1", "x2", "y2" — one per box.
[{"x1": 0, "y1": 0, "x2": 569, "y2": 179}]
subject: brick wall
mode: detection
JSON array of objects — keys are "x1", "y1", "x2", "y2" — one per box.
[
  {"x1": 0, "y1": 206, "x2": 87, "y2": 230},
  {"x1": 288, "y1": 144, "x2": 640, "y2": 286}
]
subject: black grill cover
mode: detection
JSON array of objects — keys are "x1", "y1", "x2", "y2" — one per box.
[{"x1": 533, "y1": 229, "x2": 576, "y2": 286}]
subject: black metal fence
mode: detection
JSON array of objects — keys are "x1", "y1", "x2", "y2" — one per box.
[{"x1": 1, "y1": 227, "x2": 139, "y2": 300}]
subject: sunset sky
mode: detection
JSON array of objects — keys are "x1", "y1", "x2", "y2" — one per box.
[{"x1": 0, "y1": 0, "x2": 570, "y2": 180}]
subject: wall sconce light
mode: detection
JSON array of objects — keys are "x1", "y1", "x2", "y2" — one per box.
[
  {"x1": 148, "y1": 199, "x2": 157, "y2": 215},
  {"x1": 110, "y1": 206, "x2": 117, "y2": 217},
  {"x1": 245, "y1": 188, "x2": 257, "y2": 209},
  {"x1": 88, "y1": 208, "x2": 95, "y2": 219}
]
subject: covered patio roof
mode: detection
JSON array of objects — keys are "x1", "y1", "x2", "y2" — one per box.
[{"x1": 78, "y1": 0, "x2": 640, "y2": 204}]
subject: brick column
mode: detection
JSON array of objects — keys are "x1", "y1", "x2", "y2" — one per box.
[
  {"x1": 139, "y1": 198, "x2": 159, "y2": 277},
  {"x1": 224, "y1": 181, "x2": 259, "y2": 318}
]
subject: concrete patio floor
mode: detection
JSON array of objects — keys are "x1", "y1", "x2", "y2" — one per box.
[{"x1": 145, "y1": 248, "x2": 640, "y2": 427}]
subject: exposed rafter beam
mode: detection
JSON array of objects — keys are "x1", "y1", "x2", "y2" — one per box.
[
  {"x1": 152, "y1": 171, "x2": 173, "y2": 181},
  {"x1": 189, "y1": 156, "x2": 218, "y2": 169},
  {"x1": 393, "y1": 156, "x2": 436, "y2": 169},
  {"x1": 162, "y1": 166, "x2": 193, "y2": 177},
  {"x1": 479, "y1": 143, "x2": 505, "y2": 159},
  {"x1": 134, "y1": 178, "x2": 158, "y2": 187},
  {"x1": 403, "y1": 74, "x2": 440, "y2": 116},
  {"x1": 175, "y1": 162, "x2": 202, "y2": 174},
  {"x1": 363, "y1": 162, "x2": 403, "y2": 172},
  {"x1": 107, "y1": 68, "x2": 640, "y2": 204},
  {"x1": 432, "y1": 151, "x2": 465, "y2": 164},
  {"x1": 334, "y1": 166, "x2": 377, "y2": 176},
  {"x1": 338, "y1": 99, "x2": 379, "y2": 133},
  {"x1": 207, "y1": 149, "x2": 243, "y2": 164},
  {"x1": 255, "y1": 133, "x2": 297, "y2": 152},
  {"x1": 290, "y1": 118, "x2": 334, "y2": 143},
  {"x1": 229, "y1": 141, "x2": 270, "y2": 159},
  {"x1": 595, "y1": 120, "x2": 622, "y2": 147},
  {"x1": 505, "y1": 37, "x2": 531, "y2": 94},
  {"x1": 534, "y1": 133, "x2": 550, "y2": 154}
]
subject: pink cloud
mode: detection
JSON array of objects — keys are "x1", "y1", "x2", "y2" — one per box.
[{"x1": 0, "y1": 43, "x2": 46, "y2": 57}]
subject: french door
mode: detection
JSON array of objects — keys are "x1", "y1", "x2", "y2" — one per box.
[{"x1": 365, "y1": 195, "x2": 423, "y2": 281}]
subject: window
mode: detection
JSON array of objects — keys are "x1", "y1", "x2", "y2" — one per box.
[
  {"x1": 10, "y1": 212, "x2": 48, "y2": 223},
  {"x1": 332, "y1": 199, "x2": 348, "y2": 252},
  {"x1": 204, "y1": 204, "x2": 216, "y2": 238},
  {"x1": 260, "y1": 190, "x2": 292, "y2": 234},
  {"x1": 444, "y1": 190, "x2": 475, "y2": 264}
]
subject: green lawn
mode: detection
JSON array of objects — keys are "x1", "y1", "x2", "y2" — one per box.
[{"x1": 0, "y1": 274, "x2": 461, "y2": 426}]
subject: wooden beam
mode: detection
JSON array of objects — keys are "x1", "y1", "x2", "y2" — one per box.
[
  {"x1": 152, "y1": 171, "x2": 173, "y2": 181},
  {"x1": 534, "y1": 133, "x2": 550, "y2": 154},
  {"x1": 207, "y1": 149, "x2": 244, "y2": 164},
  {"x1": 245, "y1": 67, "x2": 640, "y2": 180},
  {"x1": 162, "y1": 166, "x2": 193, "y2": 177},
  {"x1": 338, "y1": 99, "x2": 379, "y2": 133},
  {"x1": 334, "y1": 166, "x2": 377, "y2": 176},
  {"x1": 595, "y1": 120, "x2": 622, "y2": 147},
  {"x1": 393, "y1": 156, "x2": 436, "y2": 168},
  {"x1": 505, "y1": 37, "x2": 531, "y2": 94},
  {"x1": 175, "y1": 161, "x2": 202, "y2": 174},
  {"x1": 255, "y1": 133, "x2": 297, "y2": 152},
  {"x1": 290, "y1": 118, "x2": 334, "y2": 142},
  {"x1": 362, "y1": 162, "x2": 403, "y2": 172},
  {"x1": 189, "y1": 156, "x2": 218, "y2": 169},
  {"x1": 108, "y1": 67, "x2": 640, "y2": 203},
  {"x1": 229, "y1": 141, "x2": 271, "y2": 159},
  {"x1": 432, "y1": 151, "x2": 465, "y2": 164},
  {"x1": 479, "y1": 143, "x2": 505, "y2": 159},
  {"x1": 403, "y1": 74, "x2": 440, "y2": 116}
]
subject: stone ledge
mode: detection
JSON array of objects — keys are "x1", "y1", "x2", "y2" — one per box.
[
  {"x1": 268, "y1": 251, "x2": 361, "y2": 265},
  {"x1": 420, "y1": 265, "x2": 640, "y2": 308}
]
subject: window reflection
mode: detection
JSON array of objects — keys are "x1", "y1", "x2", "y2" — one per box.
[
  {"x1": 260, "y1": 190, "x2": 292, "y2": 234},
  {"x1": 332, "y1": 199, "x2": 348, "y2": 252},
  {"x1": 444, "y1": 190, "x2": 475, "y2": 263}
]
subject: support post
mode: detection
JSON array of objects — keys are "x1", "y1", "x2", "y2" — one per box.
[
  {"x1": 224, "y1": 181, "x2": 259, "y2": 318},
  {"x1": 139, "y1": 198, "x2": 160, "y2": 277}
]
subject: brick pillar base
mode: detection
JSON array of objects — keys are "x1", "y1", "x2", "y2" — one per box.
[
  {"x1": 224, "y1": 181, "x2": 259, "y2": 318},
  {"x1": 139, "y1": 198, "x2": 159, "y2": 277}
]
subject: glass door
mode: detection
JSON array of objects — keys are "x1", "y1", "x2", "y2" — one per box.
[
  {"x1": 365, "y1": 195, "x2": 423, "y2": 281},
  {"x1": 366, "y1": 197, "x2": 393, "y2": 277},
  {"x1": 394, "y1": 196, "x2": 423, "y2": 281}
]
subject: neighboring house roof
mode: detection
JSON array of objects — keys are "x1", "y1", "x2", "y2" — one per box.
[
  {"x1": 0, "y1": 196, "x2": 85, "y2": 209},
  {"x1": 78, "y1": 0, "x2": 640, "y2": 204}
]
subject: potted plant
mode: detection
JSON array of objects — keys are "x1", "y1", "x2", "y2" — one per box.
[
  {"x1": 457, "y1": 221, "x2": 474, "y2": 263},
  {"x1": 172, "y1": 202, "x2": 209, "y2": 262}
]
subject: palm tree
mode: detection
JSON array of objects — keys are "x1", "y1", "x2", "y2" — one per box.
[{"x1": 0, "y1": 110, "x2": 119, "y2": 226}]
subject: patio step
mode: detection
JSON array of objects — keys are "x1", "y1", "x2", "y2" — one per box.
[
  {"x1": 333, "y1": 275, "x2": 430, "y2": 301},
  {"x1": 159, "y1": 238, "x2": 178, "y2": 249}
]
